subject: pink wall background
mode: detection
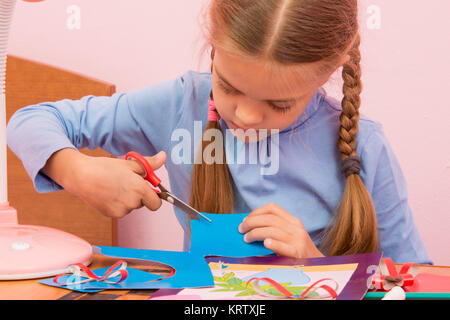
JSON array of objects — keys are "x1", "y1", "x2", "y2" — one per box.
[{"x1": 7, "y1": 1, "x2": 449, "y2": 264}]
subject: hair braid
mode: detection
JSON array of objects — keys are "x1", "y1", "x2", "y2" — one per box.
[
  {"x1": 321, "y1": 34, "x2": 379, "y2": 256},
  {"x1": 338, "y1": 35, "x2": 362, "y2": 159},
  {"x1": 189, "y1": 49, "x2": 234, "y2": 214}
]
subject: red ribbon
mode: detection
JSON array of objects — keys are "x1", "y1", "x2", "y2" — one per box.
[
  {"x1": 246, "y1": 277, "x2": 338, "y2": 300},
  {"x1": 371, "y1": 258, "x2": 418, "y2": 291},
  {"x1": 54, "y1": 260, "x2": 128, "y2": 286}
]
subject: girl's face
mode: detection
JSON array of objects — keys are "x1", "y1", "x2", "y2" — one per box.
[{"x1": 212, "y1": 47, "x2": 344, "y2": 142}]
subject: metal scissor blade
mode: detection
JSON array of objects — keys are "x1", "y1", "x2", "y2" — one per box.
[{"x1": 161, "y1": 192, "x2": 212, "y2": 223}]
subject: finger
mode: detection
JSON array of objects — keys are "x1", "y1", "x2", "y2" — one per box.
[
  {"x1": 243, "y1": 226, "x2": 287, "y2": 244},
  {"x1": 239, "y1": 214, "x2": 285, "y2": 234},
  {"x1": 140, "y1": 183, "x2": 163, "y2": 211},
  {"x1": 126, "y1": 151, "x2": 167, "y2": 175},
  {"x1": 145, "y1": 151, "x2": 167, "y2": 170},
  {"x1": 264, "y1": 238, "x2": 299, "y2": 259},
  {"x1": 125, "y1": 158, "x2": 147, "y2": 176},
  {"x1": 136, "y1": 200, "x2": 145, "y2": 210},
  {"x1": 247, "y1": 203, "x2": 303, "y2": 227}
]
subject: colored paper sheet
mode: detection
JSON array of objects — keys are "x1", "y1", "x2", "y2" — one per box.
[
  {"x1": 40, "y1": 212, "x2": 274, "y2": 291},
  {"x1": 405, "y1": 272, "x2": 450, "y2": 293},
  {"x1": 365, "y1": 272, "x2": 450, "y2": 299},
  {"x1": 240, "y1": 267, "x2": 311, "y2": 285},
  {"x1": 189, "y1": 212, "x2": 274, "y2": 257},
  {"x1": 39, "y1": 265, "x2": 163, "y2": 293},
  {"x1": 151, "y1": 253, "x2": 383, "y2": 300},
  {"x1": 84, "y1": 248, "x2": 214, "y2": 289}
]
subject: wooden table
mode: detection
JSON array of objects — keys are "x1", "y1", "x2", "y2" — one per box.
[
  {"x1": 0, "y1": 254, "x2": 169, "y2": 300},
  {"x1": 1, "y1": 255, "x2": 449, "y2": 300}
]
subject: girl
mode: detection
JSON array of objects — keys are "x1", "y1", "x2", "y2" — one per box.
[{"x1": 7, "y1": 0, "x2": 431, "y2": 263}]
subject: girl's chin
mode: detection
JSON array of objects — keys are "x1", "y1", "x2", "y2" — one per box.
[
  {"x1": 229, "y1": 128, "x2": 273, "y2": 143},
  {"x1": 223, "y1": 120, "x2": 276, "y2": 143}
]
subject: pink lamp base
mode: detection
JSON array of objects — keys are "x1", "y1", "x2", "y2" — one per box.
[
  {"x1": 0, "y1": 204, "x2": 93, "y2": 280},
  {"x1": 0, "y1": 202, "x2": 18, "y2": 224}
]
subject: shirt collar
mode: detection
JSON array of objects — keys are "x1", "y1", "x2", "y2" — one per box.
[{"x1": 280, "y1": 86, "x2": 325, "y2": 134}]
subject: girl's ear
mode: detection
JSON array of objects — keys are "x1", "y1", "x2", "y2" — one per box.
[{"x1": 341, "y1": 54, "x2": 351, "y2": 66}]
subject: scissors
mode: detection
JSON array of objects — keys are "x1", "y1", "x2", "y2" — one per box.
[{"x1": 125, "y1": 151, "x2": 212, "y2": 223}]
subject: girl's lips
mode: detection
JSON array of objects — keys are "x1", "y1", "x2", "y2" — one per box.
[
  {"x1": 229, "y1": 121, "x2": 256, "y2": 132},
  {"x1": 227, "y1": 121, "x2": 274, "y2": 142}
]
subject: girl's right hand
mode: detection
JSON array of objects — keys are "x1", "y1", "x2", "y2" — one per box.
[{"x1": 43, "y1": 148, "x2": 167, "y2": 218}]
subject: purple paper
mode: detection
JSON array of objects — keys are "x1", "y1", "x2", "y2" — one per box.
[{"x1": 152, "y1": 252, "x2": 383, "y2": 300}]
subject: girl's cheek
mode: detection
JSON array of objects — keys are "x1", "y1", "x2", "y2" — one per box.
[{"x1": 213, "y1": 95, "x2": 234, "y2": 119}]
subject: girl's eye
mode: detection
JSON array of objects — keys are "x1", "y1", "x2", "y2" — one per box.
[
  {"x1": 268, "y1": 102, "x2": 293, "y2": 114},
  {"x1": 218, "y1": 78, "x2": 293, "y2": 114},
  {"x1": 217, "y1": 80, "x2": 237, "y2": 95}
]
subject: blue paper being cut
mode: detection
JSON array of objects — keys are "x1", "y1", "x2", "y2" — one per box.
[
  {"x1": 39, "y1": 212, "x2": 274, "y2": 291},
  {"x1": 190, "y1": 212, "x2": 273, "y2": 257}
]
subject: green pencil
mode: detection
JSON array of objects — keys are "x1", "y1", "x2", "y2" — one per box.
[{"x1": 364, "y1": 292, "x2": 450, "y2": 300}]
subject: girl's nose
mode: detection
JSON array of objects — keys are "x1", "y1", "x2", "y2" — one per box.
[{"x1": 235, "y1": 100, "x2": 264, "y2": 127}]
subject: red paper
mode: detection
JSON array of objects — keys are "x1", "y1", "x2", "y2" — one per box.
[{"x1": 405, "y1": 273, "x2": 450, "y2": 293}]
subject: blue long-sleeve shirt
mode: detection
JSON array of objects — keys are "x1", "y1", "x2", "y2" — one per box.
[{"x1": 6, "y1": 70, "x2": 432, "y2": 264}]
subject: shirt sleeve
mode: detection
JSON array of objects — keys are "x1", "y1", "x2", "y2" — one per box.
[
  {"x1": 7, "y1": 72, "x2": 191, "y2": 194},
  {"x1": 360, "y1": 123, "x2": 433, "y2": 264}
]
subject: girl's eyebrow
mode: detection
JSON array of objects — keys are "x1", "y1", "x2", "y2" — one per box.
[
  {"x1": 215, "y1": 68, "x2": 242, "y2": 93},
  {"x1": 215, "y1": 67, "x2": 301, "y2": 103}
]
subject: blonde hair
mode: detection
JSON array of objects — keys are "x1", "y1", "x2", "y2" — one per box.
[{"x1": 190, "y1": 0, "x2": 379, "y2": 256}]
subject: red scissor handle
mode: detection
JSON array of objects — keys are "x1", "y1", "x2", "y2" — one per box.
[{"x1": 125, "y1": 151, "x2": 161, "y2": 188}]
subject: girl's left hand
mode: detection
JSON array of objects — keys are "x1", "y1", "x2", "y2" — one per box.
[{"x1": 238, "y1": 203, "x2": 325, "y2": 259}]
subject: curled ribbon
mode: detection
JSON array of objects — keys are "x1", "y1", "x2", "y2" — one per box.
[
  {"x1": 246, "y1": 277, "x2": 338, "y2": 300},
  {"x1": 54, "y1": 260, "x2": 128, "y2": 286},
  {"x1": 371, "y1": 258, "x2": 418, "y2": 291}
]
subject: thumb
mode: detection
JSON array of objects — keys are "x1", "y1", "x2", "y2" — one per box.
[{"x1": 145, "y1": 151, "x2": 166, "y2": 170}]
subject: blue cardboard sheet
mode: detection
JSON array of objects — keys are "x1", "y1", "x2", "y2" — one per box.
[
  {"x1": 40, "y1": 265, "x2": 164, "y2": 293},
  {"x1": 39, "y1": 212, "x2": 274, "y2": 291},
  {"x1": 190, "y1": 213, "x2": 273, "y2": 257}
]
